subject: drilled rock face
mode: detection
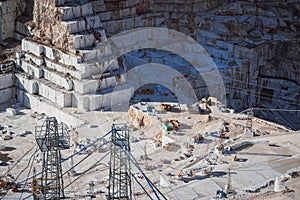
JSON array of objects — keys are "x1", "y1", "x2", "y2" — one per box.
[
  {"x1": 270, "y1": 42, "x2": 300, "y2": 86},
  {"x1": 33, "y1": 0, "x2": 59, "y2": 26},
  {"x1": 31, "y1": 0, "x2": 72, "y2": 51}
]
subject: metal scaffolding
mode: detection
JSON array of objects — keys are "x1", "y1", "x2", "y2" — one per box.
[
  {"x1": 35, "y1": 117, "x2": 70, "y2": 200},
  {"x1": 108, "y1": 124, "x2": 132, "y2": 200}
]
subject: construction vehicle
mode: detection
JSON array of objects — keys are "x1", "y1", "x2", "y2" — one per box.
[
  {"x1": 161, "y1": 104, "x2": 172, "y2": 111},
  {"x1": 178, "y1": 169, "x2": 196, "y2": 180},
  {"x1": 170, "y1": 120, "x2": 180, "y2": 131},
  {"x1": 163, "y1": 120, "x2": 180, "y2": 131}
]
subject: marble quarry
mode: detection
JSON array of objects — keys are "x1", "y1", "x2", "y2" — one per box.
[{"x1": 0, "y1": 0, "x2": 299, "y2": 129}]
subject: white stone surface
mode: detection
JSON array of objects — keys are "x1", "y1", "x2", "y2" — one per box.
[
  {"x1": 6, "y1": 108, "x2": 17, "y2": 116},
  {"x1": 73, "y1": 79, "x2": 98, "y2": 94},
  {"x1": 16, "y1": 72, "x2": 72, "y2": 108},
  {"x1": 38, "y1": 81, "x2": 72, "y2": 108},
  {"x1": 22, "y1": 39, "x2": 83, "y2": 67},
  {"x1": 16, "y1": 74, "x2": 38, "y2": 94},
  {"x1": 274, "y1": 176, "x2": 282, "y2": 192},
  {"x1": 44, "y1": 45, "x2": 56, "y2": 60},
  {"x1": 73, "y1": 33, "x2": 95, "y2": 49},
  {"x1": 43, "y1": 68, "x2": 73, "y2": 91},
  {"x1": 25, "y1": 53, "x2": 44, "y2": 66},
  {"x1": 59, "y1": 50, "x2": 83, "y2": 66},
  {"x1": 81, "y1": 43, "x2": 113, "y2": 62},
  {"x1": 44, "y1": 59, "x2": 82, "y2": 80},
  {"x1": 72, "y1": 92, "x2": 90, "y2": 110},
  {"x1": 160, "y1": 174, "x2": 171, "y2": 188},
  {"x1": 80, "y1": 59, "x2": 119, "y2": 79},
  {"x1": 70, "y1": 86, "x2": 134, "y2": 111},
  {"x1": 59, "y1": 3, "x2": 93, "y2": 20},
  {"x1": 63, "y1": 15, "x2": 102, "y2": 35},
  {"x1": 88, "y1": 94, "x2": 103, "y2": 111},
  {"x1": 22, "y1": 39, "x2": 44, "y2": 56},
  {"x1": 18, "y1": 90, "x2": 85, "y2": 127},
  {"x1": 86, "y1": 15, "x2": 103, "y2": 30},
  {"x1": 20, "y1": 60, "x2": 44, "y2": 78},
  {"x1": 99, "y1": 76, "x2": 117, "y2": 90}
]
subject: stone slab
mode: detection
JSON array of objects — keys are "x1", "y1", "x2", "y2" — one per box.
[
  {"x1": 20, "y1": 60, "x2": 44, "y2": 79},
  {"x1": 44, "y1": 59, "x2": 82, "y2": 80},
  {"x1": 22, "y1": 39, "x2": 44, "y2": 57},
  {"x1": 25, "y1": 53, "x2": 44, "y2": 66},
  {"x1": 15, "y1": 74, "x2": 38, "y2": 94},
  {"x1": 73, "y1": 79, "x2": 98, "y2": 94},
  {"x1": 59, "y1": 3, "x2": 93, "y2": 20},
  {"x1": 43, "y1": 68, "x2": 73, "y2": 91},
  {"x1": 38, "y1": 80, "x2": 72, "y2": 108},
  {"x1": 72, "y1": 92, "x2": 90, "y2": 110},
  {"x1": 18, "y1": 90, "x2": 85, "y2": 127}
]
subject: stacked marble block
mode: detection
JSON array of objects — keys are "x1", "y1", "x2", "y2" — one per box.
[
  {"x1": 91, "y1": 0, "x2": 165, "y2": 36},
  {"x1": 57, "y1": 2, "x2": 103, "y2": 50},
  {"x1": 16, "y1": 0, "x2": 127, "y2": 111}
]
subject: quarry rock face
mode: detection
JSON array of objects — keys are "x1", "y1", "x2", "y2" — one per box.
[
  {"x1": 0, "y1": 0, "x2": 298, "y2": 128},
  {"x1": 30, "y1": 0, "x2": 102, "y2": 53},
  {"x1": 0, "y1": 0, "x2": 22, "y2": 41},
  {"x1": 31, "y1": 0, "x2": 71, "y2": 51},
  {"x1": 1, "y1": 1, "x2": 300, "y2": 199},
  {"x1": 0, "y1": 0, "x2": 33, "y2": 42}
]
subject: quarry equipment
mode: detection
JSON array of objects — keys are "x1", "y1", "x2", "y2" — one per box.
[
  {"x1": 108, "y1": 124, "x2": 132, "y2": 200},
  {"x1": 161, "y1": 104, "x2": 172, "y2": 112},
  {"x1": 163, "y1": 120, "x2": 180, "y2": 131},
  {"x1": 35, "y1": 117, "x2": 70, "y2": 200}
]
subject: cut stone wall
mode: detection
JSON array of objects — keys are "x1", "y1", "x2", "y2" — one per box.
[
  {"x1": 0, "y1": 0, "x2": 31, "y2": 41},
  {"x1": 89, "y1": 0, "x2": 300, "y2": 128},
  {"x1": 0, "y1": 73, "x2": 15, "y2": 104},
  {"x1": 17, "y1": 36, "x2": 125, "y2": 111},
  {"x1": 17, "y1": 89, "x2": 85, "y2": 127},
  {"x1": 0, "y1": 0, "x2": 18, "y2": 41},
  {"x1": 9, "y1": 0, "x2": 300, "y2": 129}
]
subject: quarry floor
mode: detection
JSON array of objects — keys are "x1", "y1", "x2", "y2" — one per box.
[{"x1": 0, "y1": 103, "x2": 299, "y2": 200}]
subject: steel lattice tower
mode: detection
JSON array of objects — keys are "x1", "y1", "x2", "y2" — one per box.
[
  {"x1": 108, "y1": 124, "x2": 132, "y2": 200},
  {"x1": 35, "y1": 117, "x2": 70, "y2": 200}
]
